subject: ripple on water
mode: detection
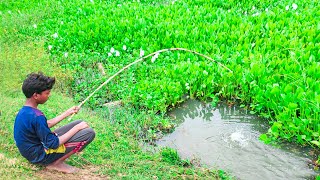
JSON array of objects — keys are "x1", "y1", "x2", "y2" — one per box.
[{"x1": 156, "y1": 99, "x2": 318, "y2": 180}]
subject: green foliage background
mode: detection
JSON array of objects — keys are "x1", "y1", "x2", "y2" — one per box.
[
  {"x1": 1, "y1": 0, "x2": 319, "y2": 168},
  {"x1": 0, "y1": 0, "x2": 232, "y2": 179},
  {"x1": 18, "y1": 0, "x2": 319, "y2": 146}
]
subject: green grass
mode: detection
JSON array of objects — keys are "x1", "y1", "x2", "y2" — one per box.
[
  {"x1": 0, "y1": 3, "x2": 229, "y2": 179},
  {"x1": 8, "y1": 0, "x2": 318, "y2": 146},
  {"x1": 0, "y1": 42, "x2": 226, "y2": 179},
  {"x1": 1, "y1": 0, "x2": 319, "y2": 178}
]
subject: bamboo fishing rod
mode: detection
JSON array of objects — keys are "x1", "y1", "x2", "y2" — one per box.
[{"x1": 68, "y1": 47, "x2": 233, "y2": 121}]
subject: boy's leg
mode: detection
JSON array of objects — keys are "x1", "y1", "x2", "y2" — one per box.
[
  {"x1": 46, "y1": 120, "x2": 95, "y2": 173},
  {"x1": 53, "y1": 119, "x2": 95, "y2": 153},
  {"x1": 45, "y1": 150, "x2": 78, "y2": 173},
  {"x1": 54, "y1": 120, "x2": 83, "y2": 136},
  {"x1": 64, "y1": 127, "x2": 95, "y2": 153}
]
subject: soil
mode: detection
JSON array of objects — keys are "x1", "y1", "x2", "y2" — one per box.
[
  {"x1": 35, "y1": 165, "x2": 110, "y2": 180},
  {"x1": 1, "y1": 152, "x2": 111, "y2": 179}
]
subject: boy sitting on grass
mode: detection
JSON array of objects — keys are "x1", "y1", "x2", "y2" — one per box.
[{"x1": 14, "y1": 72, "x2": 95, "y2": 173}]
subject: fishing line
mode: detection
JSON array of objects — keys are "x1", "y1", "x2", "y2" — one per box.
[{"x1": 68, "y1": 47, "x2": 233, "y2": 121}]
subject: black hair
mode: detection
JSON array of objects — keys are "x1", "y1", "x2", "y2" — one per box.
[{"x1": 22, "y1": 72, "x2": 56, "y2": 98}]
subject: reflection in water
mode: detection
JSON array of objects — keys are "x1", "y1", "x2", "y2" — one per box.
[{"x1": 157, "y1": 99, "x2": 318, "y2": 180}]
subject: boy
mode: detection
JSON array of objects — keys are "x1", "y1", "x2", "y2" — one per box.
[{"x1": 14, "y1": 72, "x2": 95, "y2": 173}]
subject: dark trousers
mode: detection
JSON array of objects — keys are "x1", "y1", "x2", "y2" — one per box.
[{"x1": 42, "y1": 120, "x2": 95, "y2": 165}]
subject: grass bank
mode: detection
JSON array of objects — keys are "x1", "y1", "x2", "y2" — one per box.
[
  {"x1": 0, "y1": 6, "x2": 228, "y2": 180},
  {"x1": 0, "y1": 37, "x2": 227, "y2": 180},
  {"x1": 1, "y1": 0, "x2": 319, "y2": 178},
  {"x1": 7, "y1": 0, "x2": 318, "y2": 146}
]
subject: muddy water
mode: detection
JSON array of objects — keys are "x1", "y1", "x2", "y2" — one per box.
[{"x1": 156, "y1": 100, "x2": 318, "y2": 180}]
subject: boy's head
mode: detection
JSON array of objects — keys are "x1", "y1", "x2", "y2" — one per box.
[{"x1": 22, "y1": 72, "x2": 56, "y2": 98}]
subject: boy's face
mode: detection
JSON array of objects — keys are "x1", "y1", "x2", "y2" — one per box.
[{"x1": 34, "y1": 90, "x2": 51, "y2": 104}]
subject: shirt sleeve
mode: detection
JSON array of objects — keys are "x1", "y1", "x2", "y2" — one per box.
[{"x1": 34, "y1": 116, "x2": 60, "y2": 149}]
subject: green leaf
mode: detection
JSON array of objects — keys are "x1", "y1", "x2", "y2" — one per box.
[
  {"x1": 283, "y1": 84, "x2": 292, "y2": 94},
  {"x1": 316, "y1": 95, "x2": 320, "y2": 103},
  {"x1": 288, "y1": 103, "x2": 298, "y2": 110},
  {"x1": 259, "y1": 133, "x2": 267, "y2": 141},
  {"x1": 270, "y1": 86, "x2": 280, "y2": 95},
  {"x1": 311, "y1": 140, "x2": 320, "y2": 147}
]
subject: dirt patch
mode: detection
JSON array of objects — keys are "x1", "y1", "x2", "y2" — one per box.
[
  {"x1": 35, "y1": 165, "x2": 110, "y2": 180},
  {"x1": 0, "y1": 153, "x2": 19, "y2": 166},
  {"x1": 0, "y1": 153, "x2": 4, "y2": 160}
]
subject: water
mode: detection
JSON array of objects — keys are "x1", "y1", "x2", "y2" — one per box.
[{"x1": 156, "y1": 99, "x2": 318, "y2": 180}]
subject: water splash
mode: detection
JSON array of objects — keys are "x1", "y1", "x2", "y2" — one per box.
[
  {"x1": 230, "y1": 130, "x2": 248, "y2": 147},
  {"x1": 157, "y1": 99, "x2": 318, "y2": 180}
]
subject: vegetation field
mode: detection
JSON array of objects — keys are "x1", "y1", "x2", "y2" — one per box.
[{"x1": 0, "y1": 0, "x2": 319, "y2": 179}]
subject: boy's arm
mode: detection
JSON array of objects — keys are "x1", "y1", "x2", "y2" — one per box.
[
  {"x1": 58, "y1": 121, "x2": 89, "y2": 145},
  {"x1": 47, "y1": 106, "x2": 80, "y2": 128}
]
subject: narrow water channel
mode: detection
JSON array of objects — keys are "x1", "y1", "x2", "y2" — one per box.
[{"x1": 156, "y1": 99, "x2": 318, "y2": 180}]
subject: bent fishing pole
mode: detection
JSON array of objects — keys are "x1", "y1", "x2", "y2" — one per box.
[{"x1": 68, "y1": 47, "x2": 233, "y2": 121}]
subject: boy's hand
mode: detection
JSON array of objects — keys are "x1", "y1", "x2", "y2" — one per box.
[
  {"x1": 66, "y1": 106, "x2": 80, "y2": 116},
  {"x1": 75, "y1": 121, "x2": 89, "y2": 131}
]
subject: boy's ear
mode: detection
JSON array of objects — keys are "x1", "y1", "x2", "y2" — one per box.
[{"x1": 32, "y1": 93, "x2": 38, "y2": 99}]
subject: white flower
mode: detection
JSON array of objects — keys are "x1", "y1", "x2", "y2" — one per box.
[
  {"x1": 203, "y1": 70, "x2": 208, "y2": 75},
  {"x1": 123, "y1": 45, "x2": 127, "y2": 51},
  {"x1": 8, "y1": 11, "x2": 12, "y2": 14},
  {"x1": 292, "y1": 3, "x2": 298, "y2": 10},
  {"x1": 252, "y1": 6, "x2": 255, "y2": 10},
  {"x1": 285, "y1": 5, "x2": 289, "y2": 10},
  {"x1": 251, "y1": 43, "x2": 256, "y2": 48},
  {"x1": 151, "y1": 53, "x2": 159, "y2": 63},
  {"x1": 110, "y1": 47, "x2": 115, "y2": 53},
  {"x1": 90, "y1": 0, "x2": 94, "y2": 4},
  {"x1": 52, "y1": 33, "x2": 58, "y2": 38},
  {"x1": 64, "y1": 52, "x2": 68, "y2": 58},
  {"x1": 185, "y1": 83, "x2": 190, "y2": 90},
  {"x1": 33, "y1": 24, "x2": 37, "y2": 28},
  {"x1": 151, "y1": 57, "x2": 156, "y2": 63},
  {"x1": 228, "y1": 9, "x2": 231, "y2": 13},
  {"x1": 61, "y1": 21, "x2": 64, "y2": 25},
  {"x1": 140, "y1": 48, "x2": 144, "y2": 57},
  {"x1": 115, "y1": 50, "x2": 120, "y2": 57},
  {"x1": 252, "y1": 12, "x2": 260, "y2": 17},
  {"x1": 108, "y1": 52, "x2": 112, "y2": 57},
  {"x1": 265, "y1": 8, "x2": 269, "y2": 12},
  {"x1": 48, "y1": 45, "x2": 53, "y2": 51}
]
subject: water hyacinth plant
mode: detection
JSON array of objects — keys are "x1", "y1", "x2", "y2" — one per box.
[{"x1": 3, "y1": 0, "x2": 319, "y2": 147}]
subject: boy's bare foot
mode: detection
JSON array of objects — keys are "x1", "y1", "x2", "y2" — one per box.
[{"x1": 46, "y1": 162, "x2": 79, "y2": 173}]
